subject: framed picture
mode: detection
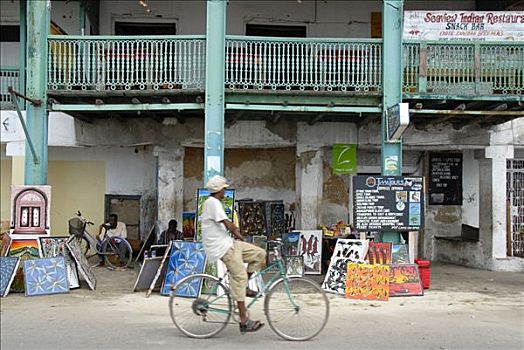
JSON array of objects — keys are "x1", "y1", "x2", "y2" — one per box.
[
  {"x1": 195, "y1": 188, "x2": 235, "y2": 241},
  {"x1": 285, "y1": 255, "x2": 304, "y2": 277}
]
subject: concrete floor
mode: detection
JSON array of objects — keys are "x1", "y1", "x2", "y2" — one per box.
[{"x1": 1, "y1": 262, "x2": 523, "y2": 350}]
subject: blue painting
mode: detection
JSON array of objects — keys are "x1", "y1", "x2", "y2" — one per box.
[
  {"x1": 283, "y1": 232, "x2": 301, "y2": 256},
  {"x1": 161, "y1": 241, "x2": 207, "y2": 296},
  {"x1": 0, "y1": 257, "x2": 20, "y2": 297},
  {"x1": 23, "y1": 257, "x2": 70, "y2": 297}
]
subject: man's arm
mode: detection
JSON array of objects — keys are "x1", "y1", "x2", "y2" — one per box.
[
  {"x1": 221, "y1": 219, "x2": 244, "y2": 241},
  {"x1": 97, "y1": 224, "x2": 107, "y2": 240}
]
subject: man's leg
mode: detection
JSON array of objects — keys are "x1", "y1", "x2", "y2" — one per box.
[
  {"x1": 95, "y1": 240, "x2": 104, "y2": 267},
  {"x1": 240, "y1": 241, "x2": 266, "y2": 275}
]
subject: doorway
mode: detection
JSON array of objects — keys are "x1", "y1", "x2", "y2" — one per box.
[{"x1": 105, "y1": 195, "x2": 141, "y2": 251}]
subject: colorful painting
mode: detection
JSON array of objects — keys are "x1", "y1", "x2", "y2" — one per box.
[
  {"x1": 239, "y1": 201, "x2": 267, "y2": 236},
  {"x1": 0, "y1": 256, "x2": 20, "y2": 297},
  {"x1": 392, "y1": 244, "x2": 410, "y2": 264},
  {"x1": 136, "y1": 226, "x2": 156, "y2": 262},
  {"x1": 39, "y1": 237, "x2": 80, "y2": 289},
  {"x1": 266, "y1": 240, "x2": 282, "y2": 266},
  {"x1": 8, "y1": 238, "x2": 42, "y2": 292},
  {"x1": 133, "y1": 257, "x2": 163, "y2": 292},
  {"x1": 264, "y1": 202, "x2": 285, "y2": 238},
  {"x1": 282, "y1": 232, "x2": 301, "y2": 256},
  {"x1": 161, "y1": 241, "x2": 207, "y2": 296},
  {"x1": 331, "y1": 239, "x2": 368, "y2": 262},
  {"x1": 1, "y1": 232, "x2": 12, "y2": 256},
  {"x1": 389, "y1": 264, "x2": 424, "y2": 297},
  {"x1": 182, "y1": 212, "x2": 196, "y2": 240},
  {"x1": 66, "y1": 236, "x2": 96, "y2": 291},
  {"x1": 321, "y1": 258, "x2": 352, "y2": 295},
  {"x1": 24, "y1": 257, "x2": 69, "y2": 296},
  {"x1": 366, "y1": 242, "x2": 392, "y2": 265},
  {"x1": 285, "y1": 255, "x2": 304, "y2": 277},
  {"x1": 298, "y1": 230, "x2": 322, "y2": 274},
  {"x1": 196, "y1": 188, "x2": 235, "y2": 241},
  {"x1": 146, "y1": 242, "x2": 172, "y2": 297},
  {"x1": 345, "y1": 263, "x2": 390, "y2": 301},
  {"x1": 10, "y1": 185, "x2": 51, "y2": 235},
  {"x1": 252, "y1": 236, "x2": 267, "y2": 251}
]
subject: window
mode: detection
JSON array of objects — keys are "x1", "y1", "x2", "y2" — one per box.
[
  {"x1": 0, "y1": 25, "x2": 20, "y2": 42},
  {"x1": 114, "y1": 21, "x2": 176, "y2": 35},
  {"x1": 246, "y1": 24, "x2": 306, "y2": 37}
]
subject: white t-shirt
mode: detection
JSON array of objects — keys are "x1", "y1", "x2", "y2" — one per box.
[
  {"x1": 103, "y1": 222, "x2": 127, "y2": 239},
  {"x1": 201, "y1": 196, "x2": 233, "y2": 262}
]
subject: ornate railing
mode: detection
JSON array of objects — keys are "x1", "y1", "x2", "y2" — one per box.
[
  {"x1": 1, "y1": 67, "x2": 19, "y2": 109},
  {"x1": 225, "y1": 36, "x2": 383, "y2": 92},
  {"x1": 47, "y1": 35, "x2": 206, "y2": 91}
]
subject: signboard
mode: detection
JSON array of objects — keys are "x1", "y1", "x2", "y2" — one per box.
[
  {"x1": 332, "y1": 144, "x2": 357, "y2": 174},
  {"x1": 387, "y1": 103, "x2": 410, "y2": 141},
  {"x1": 353, "y1": 176, "x2": 424, "y2": 231},
  {"x1": 404, "y1": 11, "x2": 524, "y2": 41},
  {"x1": 428, "y1": 153, "x2": 463, "y2": 205}
]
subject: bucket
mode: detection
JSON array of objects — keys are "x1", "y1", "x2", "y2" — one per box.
[{"x1": 415, "y1": 259, "x2": 431, "y2": 289}]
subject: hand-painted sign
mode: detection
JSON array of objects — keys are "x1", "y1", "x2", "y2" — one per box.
[
  {"x1": 428, "y1": 153, "x2": 463, "y2": 205},
  {"x1": 332, "y1": 144, "x2": 357, "y2": 174}
]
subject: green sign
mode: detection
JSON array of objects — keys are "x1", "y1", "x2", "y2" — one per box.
[{"x1": 332, "y1": 144, "x2": 357, "y2": 174}]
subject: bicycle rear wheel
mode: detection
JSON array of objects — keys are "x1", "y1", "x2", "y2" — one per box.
[
  {"x1": 169, "y1": 274, "x2": 232, "y2": 339},
  {"x1": 264, "y1": 277, "x2": 329, "y2": 341},
  {"x1": 102, "y1": 237, "x2": 132, "y2": 269}
]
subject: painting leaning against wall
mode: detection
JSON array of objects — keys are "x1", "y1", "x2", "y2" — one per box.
[
  {"x1": 8, "y1": 238, "x2": 42, "y2": 292},
  {"x1": 195, "y1": 189, "x2": 235, "y2": 241}
]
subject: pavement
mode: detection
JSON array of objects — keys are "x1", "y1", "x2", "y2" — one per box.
[{"x1": 1, "y1": 262, "x2": 523, "y2": 350}]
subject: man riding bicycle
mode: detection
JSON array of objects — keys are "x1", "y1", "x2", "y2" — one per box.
[
  {"x1": 201, "y1": 175, "x2": 266, "y2": 333},
  {"x1": 95, "y1": 213, "x2": 127, "y2": 268}
]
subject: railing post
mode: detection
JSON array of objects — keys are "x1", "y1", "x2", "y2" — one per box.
[
  {"x1": 204, "y1": 0, "x2": 227, "y2": 184},
  {"x1": 418, "y1": 42, "x2": 427, "y2": 94}
]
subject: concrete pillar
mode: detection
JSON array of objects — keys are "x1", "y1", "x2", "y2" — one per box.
[
  {"x1": 297, "y1": 147, "x2": 323, "y2": 230},
  {"x1": 478, "y1": 145, "x2": 513, "y2": 263},
  {"x1": 155, "y1": 147, "x2": 184, "y2": 233}
]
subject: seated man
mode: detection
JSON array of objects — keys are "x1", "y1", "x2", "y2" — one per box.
[
  {"x1": 158, "y1": 219, "x2": 184, "y2": 244},
  {"x1": 95, "y1": 213, "x2": 127, "y2": 267},
  {"x1": 201, "y1": 175, "x2": 266, "y2": 333}
]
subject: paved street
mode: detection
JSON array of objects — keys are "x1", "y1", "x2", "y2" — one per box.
[{"x1": 1, "y1": 263, "x2": 523, "y2": 350}]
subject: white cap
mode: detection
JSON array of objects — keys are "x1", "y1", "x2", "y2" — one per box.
[{"x1": 206, "y1": 175, "x2": 230, "y2": 193}]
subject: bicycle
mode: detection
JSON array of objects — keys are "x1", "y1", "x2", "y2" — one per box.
[
  {"x1": 68, "y1": 211, "x2": 133, "y2": 269},
  {"x1": 168, "y1": 241, "x2": 330, "y2": 341}
]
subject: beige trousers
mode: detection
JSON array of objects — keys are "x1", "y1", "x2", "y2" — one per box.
[{"x1": 221, "y1": 240, "x2": 266, "y2": 302}]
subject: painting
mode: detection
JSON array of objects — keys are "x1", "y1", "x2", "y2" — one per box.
[
  {"x1": 238, "y1": 201, "x2": 267, "y2": 236},
  {"x1": 8, "y1": 238, "x2": 42, "y2": 292},
  {"x1": 269, "y1": 203, "x2": 286, "y2": 237},
  {"x1": 136, "y1": 226, "x2": 156, "y2": 262},
  {"x1": 24, "y1": 257, "x2": 70, "y2": 296},
  {"x1": 161, "y1": 241, "x2": 207, "y2": 296},
  {"x1": 182, "y1": 212, "x2": 196, "y2": 240},
  {"x1": 392, "y1": 244, "x2": 410, "y2": 264},
  {"x1": 146, "y1": 242, "x2": 172, "y2": 297},
  {"x1": 331, "y1": 239, "x2": 369, "y2": 262},
  {"x1": 196, "y1": 188, "x2": 235, "y2": 241},
  {"x1": 345, "y1": 263, "x2": 390, "y2": 301},
  {"x1": 282, "y1": 232, "x2": 301, "y2": 256},
  {"x1": 66, "y1": 236, "x2": 96, "y2": 291},
  {"x1": 10, "y1": 185, "x2": 51, "y2": 235},
  {"x1": 1, "y1": 232, "x2": 12, "y2": 256},
  {"x1": 285, "y1": 255, "x2": 304, "y2": 277},
  {"x1": 298, "y1": 230, "x2": 322, "y2": 275},
  {"x1": 366, "y1": 242, "x2": 392, "y2": 265},
  {"x1": 0, "y1": 256, "x2": 20, "y2": 297},
  {"x1": 321, "y1": 258, "x2": 353, "y2": 295},
  {"x1": 252, "y1": 236, "x2": 267, "y2": 251},
  {"x1": 133, "y1": 257, "x2": 163, "y2": 292},
  {"x1": 389, "y1": 264, "x2": 424, "y2": 297},
  {"x1": 39, "y1": 237, "x2": 80, "y2": 289},
  {"x1": 266, "y1": 240, "x2": 282, "y2": 266}
]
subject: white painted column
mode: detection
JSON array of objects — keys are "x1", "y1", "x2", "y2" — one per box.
[
  {"x1": 297, "y1": 147, "x2": 323, "y2": 230},
  {"x1": 155, "y1": 147, "x2": 184, "y2": 233}
]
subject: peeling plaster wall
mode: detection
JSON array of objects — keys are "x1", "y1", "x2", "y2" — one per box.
[{"x1": 462, "y1": 150, "x2": 479, "y2": 227}]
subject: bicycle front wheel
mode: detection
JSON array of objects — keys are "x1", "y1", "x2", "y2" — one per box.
[
  {"x1": 102, "y1": 237, "x2": 132, "y2": 269},
  {"x1": 264, "y1": 277, "x2": 329, "y2": 341},
  {"x1": 169, "y1": 274, "x2": 232, "y2": 339}
]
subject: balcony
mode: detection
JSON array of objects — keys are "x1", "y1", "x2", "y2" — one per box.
[{"x1": 0, "y1": 67, "x2": 20, "y2": 110}]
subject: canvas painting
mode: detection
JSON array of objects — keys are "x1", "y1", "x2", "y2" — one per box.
[
  {"x1": 146, "y1": 242, "x2": 172, "y2": 297},
  {"x1": 196, "y1": 188, "x2": 235, "y2": 241},
  {"x1": 282, "y1": 232, "x2": 301, "y2": 256},
  {"x1": 39, "y1": 237, "x2": 80, "y2": 289},
  {"x1": 298, "y1": 230, "x2": 322, "y2": 274},
  {"x1": 252, "y1": 236, "x2": 267, "y2": 251},
  {"x1": 321, "y1": 258, "x2": 353, "y2": 295},
  {"x1": 239, "y1": 201, "x2": 267, "y2": 236},
  {"x1": 389, "y1": 264, "x2": 424, "y2": 297},
  {"x1": 266, "y1": 240, "x2": 282, "y2": 266},
  {"x1": 1, "y1": 232, "x2": 12, "y2": 256},
  {"x1": 24, "y1": 257, "x2": 69, "y2": 296},
  {"x1": 66, "y1": 236, "x2": 96, "y2": 291},
  {"x1": 133, "y1": 257, "x2": 163, "y2": 292},
  {"x1": 345, "y1": 263, "x2": 390, "y2": 301},
  {"x1": 269, "y1": 203, "x2": 286, "y2": 237},
  {"x1": 0, "y1": 256, "x2": 20, "y2": 297},
  {"x1": 182, "y1": 212, "x2": 196, "y2": 240},
  {"x1": 366, "y1": 242, "x2": 392, "y2": 265},
  {"x1": 8, "y1": 238, "x2": 42, "y2": 292},
  {"x1": 285, "y1": 255, "x2": 304, "y2": 277},
  {"x1": 331, "y1": 239, "x2": 369, "y2": 263},
  {"x1": 136, "y1": 226, "x2": 156, "y2": 262},
  {"x1": 161, "y1": 241, "x2": 207, "y2": 296},
  {"x1": 392, "y1": 244, "x2": 410, "y2": 264},
  {"x1": 10, "y1": 185, "x2": 51, "y2": 235}
]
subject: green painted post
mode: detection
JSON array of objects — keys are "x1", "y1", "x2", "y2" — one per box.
[
  {"x1": 79, "y1": 1, "x2": 86, "y2": 35},
  {"x1": 24, "y1": 0, "x2": 50, "y2": 185},
  {"x1": 381, "y1": 0, "x2": 404, "y2": 243},
  {"x1": 19, "y1": 0, "x2": 26, "y2": 97},
  {"x1": 204, "y1": 0, "x2": 227, "y2": 184}
]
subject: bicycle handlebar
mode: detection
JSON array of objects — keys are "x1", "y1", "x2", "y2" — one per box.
[{"x1": 75, "y1": 211, "x2": 94, "y2": 225}]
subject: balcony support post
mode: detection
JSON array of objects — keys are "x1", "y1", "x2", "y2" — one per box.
[
  {"x1": 19, "y1": 0, "x2": 26, "y2": 97},
  {"x1": 381, "y1": 0, "x2": 404, "y2": 243},
  {"x1": 24, "y1": 0, "x2": 50, "y2": 185},
  {"x1": 204, "y1": 0, "x2": 227, "y2": 184}
]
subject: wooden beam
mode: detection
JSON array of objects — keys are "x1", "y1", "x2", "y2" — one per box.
[{"x1": 430, "y1": 103, "x2": 467, "y2": 126}]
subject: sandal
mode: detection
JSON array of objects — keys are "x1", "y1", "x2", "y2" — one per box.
[
  {"x1": 239, "y1": 319, "x2": 264, "y2": 334},
  {"x1": 246, "y1": 288, "x2": 259, "y2": 298}
]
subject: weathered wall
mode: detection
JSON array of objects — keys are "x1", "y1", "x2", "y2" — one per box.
[{"x1": 0, "y1": 158, "x2": 12, "y2": 224}]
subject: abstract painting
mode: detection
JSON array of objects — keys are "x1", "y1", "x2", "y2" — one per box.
[
  {"x1": 269, "y1": 203, "x2": 286, "y2": 237},
  {"x1": 285, "y1": 255, "x2": 304, "y2": 277},
  {"x1": 161, "y1": 241, "x2": 207, "y2": 296},
  {"x1": 321, "y1": 258, "x2": 353, "y2": 295},
  {"x1": 136, "y1": 226, "x2": 156, "y2": 262},
  {"x1": 23, "y1": 257, "x2": 69, "y2": 296},
  {"x1": 239, "y1": 201, "x2": 267, "y2": 236},
  {"x1": 146, "y1": 241, "x2": 172, "y2": 297},
  {"x1": 39, "y1": 237, "x2": 80, "y2": 289},
  {"x1": 0, "y1": 256, "x2": 20, "y2": 297},
  {"x1": 10, "y1": 185, "x2": 51, "y2": 235},
  {"x1": 196, "y1": 188, "x2": 235, "y2": 241},
  {"x1": 366, "y1": 242, "x2": 392, "y2": 265},
  {"x1": 252, "y1": 236, "x2": 267, "y2": 251},
  {"x1": 8, "y1": 238, "x2": 42, "y2": 292},
  {"x1": 133, "y1": 257, "x2": 163, "y2": 292},
  {"x1": 331, "y1": 239, "x2": 368, "y2": 262},
  {"x1": 282, "y1": 232, "x2": 301, "y2": 256},
  {"x1": 389, "y1": 264, "x2": 424, "y2": 297},
  {"x1": 392, "y1": 244, "x2": 410, "y2": 264},
  {"x1": 66, "y1": 236, "x2": 96, "y2": 291},
  {"x1": 345, "y1": 263, "x2": 390, "y2": 301},
  {"x1": 182, "y1": 212, "x2": 196, "y2": 240},
  {"x1": 298, "y1": 230, "x2": 322, "y2": 274}
]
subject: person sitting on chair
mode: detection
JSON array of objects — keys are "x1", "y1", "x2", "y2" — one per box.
[
  {"x1": 158, "y1": 219, "x2": 184, "y2": 244},
  {"x1": 95, "y1": 213, "x2": 127, "y2": 267}
]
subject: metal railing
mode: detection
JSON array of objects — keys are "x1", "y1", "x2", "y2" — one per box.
[
  {"x1": 1, "y1": 67, "x2": 20, "y2": 109},
  {"x1": 47, "y1": 35, "x2": 206, "y2": 91}
]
